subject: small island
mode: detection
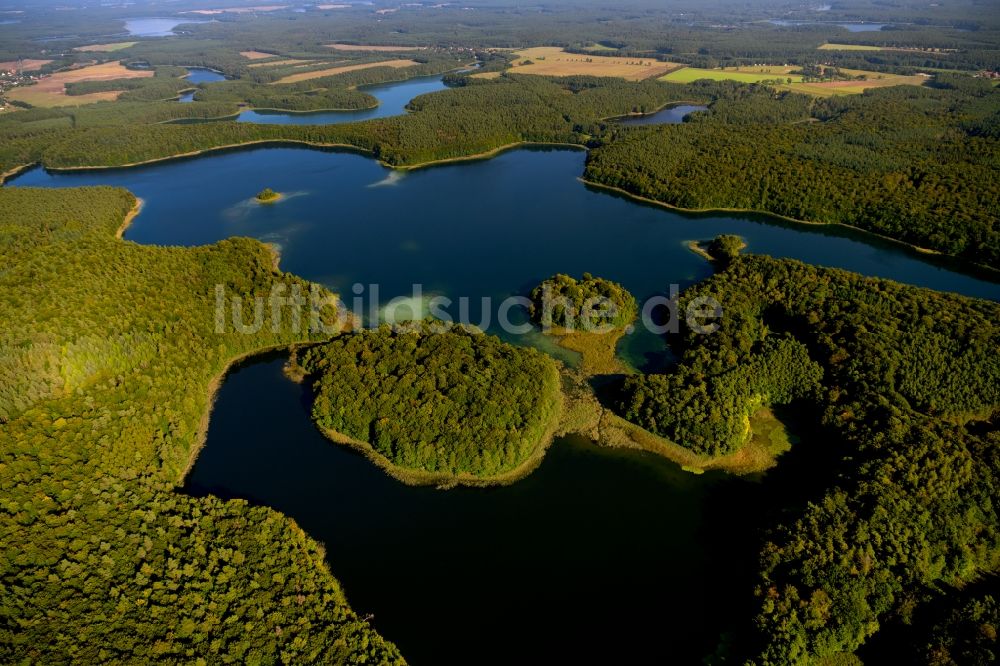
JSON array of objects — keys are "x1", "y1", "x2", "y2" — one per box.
[
  {"x1": 529, "y1": 273, "x2": 638, "y2": 375},
  {"x1": 254, "y1": 187, "x2": 283, "y2": 204},
  {"x1": 687, "y1": 234, "x2": 746, "y2": 264},
  {"x1": 296, "y1": 324, "x2": 563, "y2": 486}
]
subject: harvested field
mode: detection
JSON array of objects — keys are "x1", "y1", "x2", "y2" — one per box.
[
  {"x1": 6, "y1": 61, "x2": 153, "y2": 107},
  {"x1": 249, "y1": 59, "x2": 317, "y2": 68},
  {"x1": 74, "y1": 42, "x2": 136, "y2": 52},
  {"x1": 509, "y1": 47, "x2": 681, "y2": 81},
  {"x1": 272, "y1": 59, "x2": 418, "y2": 84},
  {"x1": 326, "y1": 43, "x2": 424, "y2": 52},
  {"x1": 240, "y1": 50, "x2": 277, "y2": 60},
  {"x1": 0, "y1": 59, "x2": 53, "y2": 72}
]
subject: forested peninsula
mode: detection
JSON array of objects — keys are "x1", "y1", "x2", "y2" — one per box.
[
  {"x1": 610, "y1": 240, "x2": 1000, "y2": 662},
  {"x1": 0, "y1": 187, "x2": 401, "y2": 663}
]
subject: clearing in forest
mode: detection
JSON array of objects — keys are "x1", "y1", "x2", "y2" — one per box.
[
  {"x1": 272, "y1": 59, "x2": 419, "y2": 84},
  {"x1": 6, "y1": 61, "x2": 153, "y2": 106},
  {"x1": 0, "y1": 59, "x2": 53, "y2": 72},
  {"x1": 509, "y1": 47, "x2": 682, "y2": 81},
  {"x1": 74, "y1": 42, "x2": 137, "y2": 52},
  {"x1": 240, "y1": 50, "x2": 277, "y2": 59},
  {"x1": 326, "y1": 43, "x2": 424, "y2": 52}
]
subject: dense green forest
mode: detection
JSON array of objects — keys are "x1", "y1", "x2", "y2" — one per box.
[
  {"x1": 299, "y1": 325, "x2": 562, "y2": 480},
  {"x1": 0, "y1": 74, "x2": 705, "y2": 170},
  {"x1": 2, "y1": 69, "x2": 998, "y2": 267},
  {"x1": 612, "y1": 240, "x2": 1000, "y2": 662},
  {"x1": 2, "y1": 2, "x2": 999, "y2": 661},
  {"x1": 529, "y1": 273, "x2": 638, "y2": 330},
  {"x1": 587, "y1": 79, "x2": 1000, "y2": 267},
  {"x1": 0, "y1": 187, "x2": 402, "y2": 663}
]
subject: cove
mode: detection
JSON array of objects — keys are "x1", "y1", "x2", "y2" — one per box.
[
  {"x1": 235, "y1": 74, "x2": 449, "y2": 124},
  {"x1": 179, "y1": 67, "x2": 226, "y2": 103},
  {"x1": 8, "y1": 146, "x2": 1000, "y2": 662},
  {"x1": 614, "y1": 104, "x2": 708, "y2": 126},
  {"x1": 185, "y1": 353, "x2": 835, "y2": 665},
  {"x1": 123, "y1": 17, "x2": 209, "y2": 37}
]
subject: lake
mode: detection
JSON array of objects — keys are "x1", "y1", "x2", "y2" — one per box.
[
  {"x1": 234, "y1": 74, "x2": 449, "y2": 124},
  {"x1": 8, "y1": 146, "x2": 999, "y2": 664},
  {"x1": 614, "y1": 104, "x2": 708, "y2": 126},
  {"x1": 179, "y1": 67, "x2": 227, "y2": 102},
  {"x1": 173, "y1": 71, "x2": 449, "y2": 122},
  {"x1": 124, "y1": 17, "x2": 209, "y2": 37},
  {"x1": 769, "y1": 19, "x2": 888, "y2": 31}
]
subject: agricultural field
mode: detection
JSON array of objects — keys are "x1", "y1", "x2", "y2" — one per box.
[
  {"x1": 6, "y1": 61, "x2": 153, "y2": 106},
  {"x1": 0, "y1": 59, "x2": 53, "y2": 72},
  {"x1": 272, "y1": 59, "x2": 419, "y2": 84},
  {"x1": 248, "y1": 58, "x2": 318, "y2": 68},
  {"x1": 817, "y1": 43, "x2": 883, "y2": 51},
  {"x1": 778, "y1": 67, "x2": 930, "y2": 96},
  {"x1": 73, "y1": 42, "x2": 137, "y2": 52},
  {"x1": 239, "y1": 50, "x2": 277, "y2": 60},
  {"x1": 326, "y1": 43, "x2": 425, "y2": 52},
  {"x1": 661, "y1": 65, "x2": 928, "y2": 96},
  {"x1": 661, "y1": 66, "x2": 803, "y2": 84},
  {"x1": 509, "y1": 47, "x2": 681, "y2": 81},
  {"x1": 818, "y1": 43, "x2": 958, "y2": 53}
]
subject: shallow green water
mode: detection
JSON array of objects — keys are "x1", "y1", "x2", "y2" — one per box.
[{"x1": 10, "y1": 145, "x2": 999, "y2": 664}]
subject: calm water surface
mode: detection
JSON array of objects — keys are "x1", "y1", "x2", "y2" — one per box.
[
  {"x1": 768, "y1": 19, "x2": 888, "y2": 31},
  {"x1": 615, "y1": 104, "x2": 708, "y2": 126},
  {"x1": 9, "y1": 146, "x2": 999, "y2": 664},
  {"x1": 235, "y1": 74, "x2": 449, "y2": 124},
  {"x1": 124, "y1": 17, "x2": 208, "y2": 37},
  {"x1": 179, "y1": 68, "x2": 226, "y2": 103},
  {"x1": 184, "y1": 67, "x2": 226, "y2": 84}
]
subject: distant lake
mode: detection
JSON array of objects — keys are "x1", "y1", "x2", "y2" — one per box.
[
  {"x1": 614, "y1": 103, "x2": 708, "y2": 126},
  {"x1": 124, "y1": 17, "x2": 209, "y2": 37},
  {"x1": 178, "y1": 68, "x2": 226, "y2": 102},
  {"x1": 9, "y1": 146, "x2": 999, "y2": 664},
  {"x1": 184, "y1": 67, "x2": 226, "y2": 84},
  {"x1": 769, "y1": 19, "x2": 888, "y2": 31},
  {"x1": 236, "y1": 74, "x2": 450, "y2": 124}
]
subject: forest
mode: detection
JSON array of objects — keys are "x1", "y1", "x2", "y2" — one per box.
[
  {"x1": 299, "y1": 324, "x2": 562, "y2": 480},
  {"x1": 529, "y1": 272, "x2": 638, "y2": 331},
  {"x1": 611, "y1": 237, "x2": 1000, "y2": 662},
  {"x1": 2, "y1": 1, "x2": 999, "y2": 663},
  {"x1": 0, "y1": 187, "x2": 401, "y2": 663},
  {"x1": 586, "y1": 78, "x2": 1000, "y2": 267}
]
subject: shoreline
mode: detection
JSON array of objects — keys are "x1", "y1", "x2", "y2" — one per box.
[
  {"x1": 579, "y1": 178, "x2": 1000, "y2": 277},
  {"x1": 686, "y1": 239, "x2": 715, "y2": 262},
  {"x1": 177, "y1": 341, "x2": 318, "y2": 486},
  {"x1": 599, "y1": 99, "x2": 709, "y2": 122},
  {"x1": 392, "y1": 140, "x2": 587, "y2": 171},
  {"x1": 115, "y1": 196, "x2": 144, "y2": 238},
  {"x1": 5, "y1": 138, "x2": 997, "y2": 277},
  {"x1": 0, "y1": 161, "x2": 39, "y2": 185}
]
